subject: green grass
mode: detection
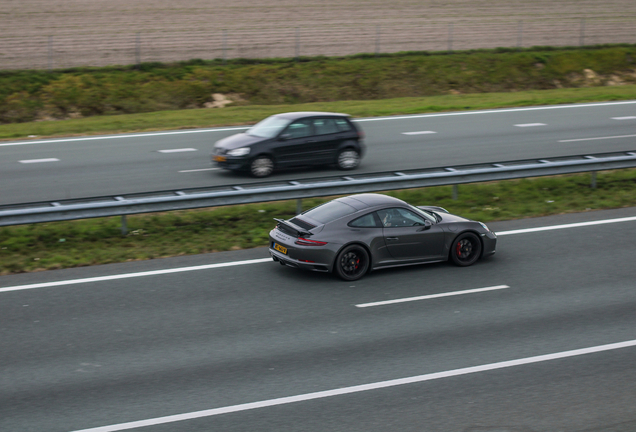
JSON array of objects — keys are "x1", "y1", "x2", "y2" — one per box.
[
  {"x1": 2, "y1": 85, "x2": 636, "y2": 140},
  {"x1": 2, "y1": 45, "x2": 636, "y2": 135},
  {"x1": 2, "y1": 169, "x2": 635, "y2": 275}
]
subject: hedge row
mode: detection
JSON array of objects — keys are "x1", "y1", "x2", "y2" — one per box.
[{"x1": 1, "y1": 45, "x2": 635, "y2": 124}]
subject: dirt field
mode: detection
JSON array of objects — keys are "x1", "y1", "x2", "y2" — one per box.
[{"x1": 1, "y1": 0, "x2": 636, "y2": 70}]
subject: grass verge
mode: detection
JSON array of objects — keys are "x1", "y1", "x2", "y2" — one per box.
[
  {"x1": 2, "y1": 85, "x2": 636, "y2": 140},
  {"x1": 1, "y1": 169, "x2": 635, "y2": 275}
]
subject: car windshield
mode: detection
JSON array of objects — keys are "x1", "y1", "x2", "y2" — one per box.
[
  {"x1": 409, "y1": 205, "x2": 438, "y2": 223},
  {"x1": 247, "y1": 115, "x2": 291, "y2": 138},
  {"x1": 301, "y1": 200, "x2": 357, "y2": 224}
]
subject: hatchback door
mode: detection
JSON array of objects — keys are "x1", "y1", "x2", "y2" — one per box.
[
  {"x1": 378, "y1": 207, "x2": 445, "y2": 260},
  {"x1": 310, "y1": 117, "x2": 342, "y2": 164},
  {"x1": 273, "y1": 119, "x2": 315, "y2": 166}
]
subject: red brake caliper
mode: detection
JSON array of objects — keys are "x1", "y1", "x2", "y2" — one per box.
[{"x1": 456, "y1": 241, "x2": 462, "y2": 256}]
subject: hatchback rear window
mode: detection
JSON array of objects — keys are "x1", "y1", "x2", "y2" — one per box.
[
  {"x1": 301, "y1": 200, "x2": 356, "y2": 224},
  {"x1": 335, "y1": 118, "x2": 353, "y2": 132}
]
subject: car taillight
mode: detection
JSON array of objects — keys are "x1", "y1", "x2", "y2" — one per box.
[{"x1": 295, "y1": 237, "x2": 328, "y2": 246}]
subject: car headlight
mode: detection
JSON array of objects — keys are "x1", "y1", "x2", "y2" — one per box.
[
  {"x1": 478, "y1": 222, "x2": 490, "y2": 232},
  {"x1": 227, "y1": 147, "x2": 251, "y2": 157}
]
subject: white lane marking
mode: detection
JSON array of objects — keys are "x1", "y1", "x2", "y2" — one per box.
[
  {"x1": 353, "y1": 100, "x2": 636, "y2": 122},
  {"x1": 1, "y1": 101, "x2": 635, "y2": 147},
  {"x1": 514, "y1": 123, "x2": 546, "y2": 127},
  {"x1": 18, "y1": 158, "x2": 60, "y2": 164},
  {"x1": 1, "y1": 215, "x2": 636, "y2": 294},
  {"x1": 355, "y1": 285, "x2": 510, "y2": 308},
  {"x1": 178, "y1": 168, "x2": 220, "y2": 173},
  {"x1": 612, "y1": 116, "x2": 636, "y2": 120},
  {"x1": 558, "y1": 134, "x2": 636, "y2": 142},
  {"x1": 402, "y1": 131, "x2": 437, "y2": 135},
  {"x1": 157, "y1": 148, "x2": 197, "y2": 153},
  {"x1": 0, "y1": 127, "x2": 249, "y2": 147},
  {"x1": 70, "y1": 339, "x2": 636, "y2": 432},
  {"x1": 496, "y1": 215, "x2": 636, "y2": 236},
  {"x1": 0, "y1": 258, "x2": 272, "y2": 293}
]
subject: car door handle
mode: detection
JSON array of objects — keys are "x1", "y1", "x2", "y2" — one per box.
[{"x1": 386, "y1": 237, "x2": 399, "y2": 241}]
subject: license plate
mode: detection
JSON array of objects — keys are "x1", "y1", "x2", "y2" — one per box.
[
  {"x1": 214, "y1": 155, "x2": 227, "y2": 162},
  {"x1": 273, "y1": 243, "x2": 288, "y2": 254}
]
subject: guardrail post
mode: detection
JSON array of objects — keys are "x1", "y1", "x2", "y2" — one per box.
[
  {"x1": 296, "y1": 199, "x2": 302, "y2": 215},
  {"x1": 121, "y1": 215, "x2": 128, "y2": 236},
  {"x1": 591, "y1": 171, "x2": 597, "y2": 188},
  {"x1": 452, "y1": 184, "x2": 458, "y2": 200}
]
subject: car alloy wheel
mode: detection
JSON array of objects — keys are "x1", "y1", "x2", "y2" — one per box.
[
  {"x1": 250, "y1": 156, "x2": 274, "y2": 177},
  {"x1": 336, "y1": 149, "x2": 360, "y2": 170},
  {"x1": 335, "y1": 245, "x2": 369, "y2": 281},
  {"x1": 450, "y1": 232, "x2": 482, "y2": 266}
]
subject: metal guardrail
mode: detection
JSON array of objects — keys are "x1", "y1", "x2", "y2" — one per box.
[{"x1": 1, "y1": 150, "x2": 635, "y2": 227}]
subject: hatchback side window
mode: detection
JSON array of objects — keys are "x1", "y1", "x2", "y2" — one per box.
[
  {"x1": 348, "y1": 212, "x2": 381, "y2": 228},
  {"x1": 284, "y1": 119, "x2": 313, "y2": 138},
  {"x1": 377, "y1": 208, "x2": 426, "y2": 228},
  {"x1": 313, "y1": 118, "x2": 339, "y2": 135},
  {"x1": 334, "y1": 118, "x2": 353, "y2": 132}
]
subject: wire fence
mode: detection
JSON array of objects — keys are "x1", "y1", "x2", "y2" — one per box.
[{"x1": 1, "y1": 18, "x2": 635, "y2": 70}]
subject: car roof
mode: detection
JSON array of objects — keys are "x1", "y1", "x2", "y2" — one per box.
[
  {"x1": 338, "y1": 193, "x2": 407, "y2": 210},
  {"x1": 274, "y1": 111, "x2": 351, "y2": 120}
]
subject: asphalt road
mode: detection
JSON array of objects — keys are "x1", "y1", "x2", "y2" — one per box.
[
  {"x1": 1, "y1": 207, "x2": 636, "y2": 432},
  {"x1": 1, "y1": 101, "x2": 636, "y2": 205}
]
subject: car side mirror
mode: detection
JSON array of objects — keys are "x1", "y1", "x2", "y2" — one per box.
[
  {"x1": 417, "y1": 220, "x2": 432, "y2": 231},
  {"x1": 279, "y1": 133, "x2": 291, "y2": 141}
]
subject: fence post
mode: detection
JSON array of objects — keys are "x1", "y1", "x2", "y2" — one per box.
[
  {"x1": 121, "y1": 215, "x2": 128, "y2": 236},
  {"x1": 135, "y1": 32, "x2": 141, "y2": 67},
  {"x1": 579, "y1": 18, "x2": 585, "y2": 46},
  {"x1": 47, "y1": 36, "x2": 53, "y2": 72},
  {"x1": 591, "y1": 171, "x2": 597, "y2": 188},
  {"x1": 452, "y1": 184, "x2": 458, "y2": 200},
  {"x1": 222, "y1": 29, "x2": 227, "y2": 64},
  {"x1": 296, "y1": 199, "x2": 302, "y2": 215},
  {"x1": 448, "y1": 23, "x2": 453, "y2": 52}
]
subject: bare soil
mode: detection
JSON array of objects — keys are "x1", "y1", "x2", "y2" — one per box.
[{"x1": 1, "y1": 0, "x2": 636, "y2": 70}]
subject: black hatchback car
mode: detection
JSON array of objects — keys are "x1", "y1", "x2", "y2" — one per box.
[{"x1": 211, "y1": 112, "x2": 365, "y2": 177}]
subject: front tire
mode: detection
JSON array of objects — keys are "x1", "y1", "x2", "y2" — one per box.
[
  {"x1": 250, "y1": 155, "x2": 274, "y2": 178},
  {"x1": 336, "y1": 148, "x2": 361, "y2": 170},
  {"x1": 334, "y1": 245, "x2": 369, "y2": 281},
  {"x1": 450, "y1": 232, "x2": 482, "y2": 266}
]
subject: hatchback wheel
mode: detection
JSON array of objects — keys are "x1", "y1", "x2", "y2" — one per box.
[
  {"x1": 450, "y1": 232, "x2": 482, "y2": 266},
  {"x1": 336, "y1": 148, "x2": 360, "y2": 170},
  {"x1": 250, "y1": 156, "x2": 274, "y2": 177},
  {"x1": 334, "y1": 245, "x2": 369, "y2": 281}
]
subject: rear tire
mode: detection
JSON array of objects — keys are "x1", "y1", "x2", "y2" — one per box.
[
  {"x1": 450, "y1": 232, "x2": 482, "y2": 266},
  {"x1": 336, "y1": 148, "x2": 361, "y2": 170},
  {"x1": 250, "y1": 156, "x2": 274, "y2": 178},
  {"x1": 334, "y1": 245, "x2": 369, "y2": 281}
]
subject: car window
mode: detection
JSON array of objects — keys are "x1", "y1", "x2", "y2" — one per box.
[
  {"x1": 301, "y1": 200, "x2": 357, "y2": 224},
  {"x1": 313, "y1": 118, "x2": 339, "y2": 135},
  {"x1": 334, "y1": 118, "x2": 353, "y2": 132},
  {"x1": 247, "y1": 115, "x2": 291, "y2": 138},
  {"x1": 348, "y1": 213, "x2": 381, "y2": 228},
  {"x1": 285, "y1": 119, "x2": 313, "y2": 138},
  {"x1": 377, "y1": 207, "x2": 426, "y2": 228}
]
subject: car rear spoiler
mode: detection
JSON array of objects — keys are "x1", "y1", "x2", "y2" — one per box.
[{"x1": 273, "y1": 218, "x2": 312, "y2": 237}]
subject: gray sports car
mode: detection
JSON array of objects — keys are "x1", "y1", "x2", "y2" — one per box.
[{"x1": 268, "y1": 193, "x2": 497, "y2": 281}]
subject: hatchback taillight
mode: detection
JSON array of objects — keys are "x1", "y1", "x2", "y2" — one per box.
[{"x1": 295, "y1": 237, "x2": 328, "y2": 246}]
